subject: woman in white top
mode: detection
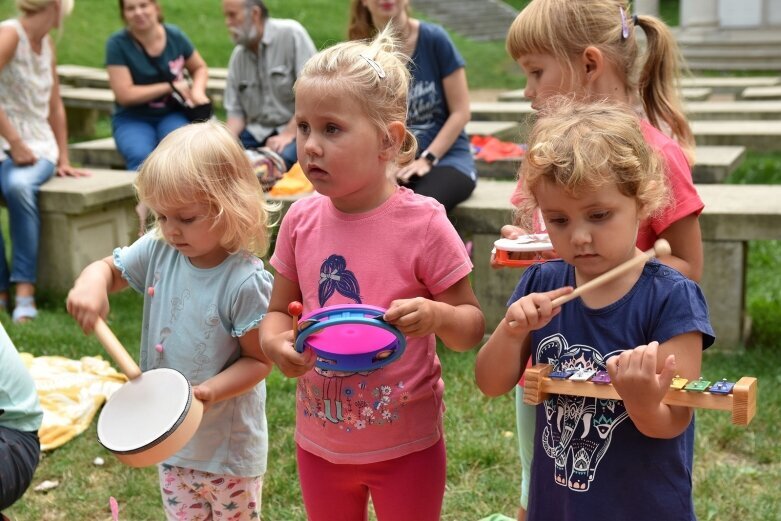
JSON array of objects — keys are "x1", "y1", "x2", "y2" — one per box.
[{"x1": 0, "y1": 0, "x2": 87, "y2": 323}]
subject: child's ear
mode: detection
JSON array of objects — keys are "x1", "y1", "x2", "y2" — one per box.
[
  {"x1": 581, "y1": 46, "x2": 604, "y2": 82},
  {"x1": 381, "y1": 121, "x2": 406, "y2": 160}
]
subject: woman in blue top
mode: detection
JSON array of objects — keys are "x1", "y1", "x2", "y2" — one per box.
[
  {"x1": 107, "y1": 0, "x2": 209, "y2": 233},
  {"x1": 348, "y1": 0, "x2": 476, "y2": 212},
  {"x1": 106, "y1": 0, "x2": 209, "y2": 172}
]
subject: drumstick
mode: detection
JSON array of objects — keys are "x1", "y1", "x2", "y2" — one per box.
[
  {"x1": 93, "y1": 317, "x2": 142, "y2": 380},
  {"x1": 509, "y1": 239, "x2": 671, "y2": 328},
  {"x1": 288, "y1": 301, "x2": 303, "y2": 342}
]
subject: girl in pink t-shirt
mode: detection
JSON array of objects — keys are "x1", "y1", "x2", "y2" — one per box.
[{"x1": 259, "y1": 27, "x2": 485, "y2": 521}]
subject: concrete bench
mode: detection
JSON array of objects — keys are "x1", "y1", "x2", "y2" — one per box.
[
  {"x1": 739, "y1": 85, "x2": 781, "y2": 101},
  {"x1": 680, "y1": 76, "x2": 781, "y2": 95},
  {"x1": 691, "y1": 120, "x2": 781, "y2": 152},
  {"x1": 57, "y1": 65, "x2": 226, "y2": 100},
  {"x1": 449, "y1": 179, "x2": 781, "y2": 351},
  {"x1": 497, "y1": 87, "x2": 713, "y2": 102},
  {"x1": 471, "y1": 100, "x2": 781, "y2": 123},
  {"x1": 34, "y1": 169, "x2": 138, "y2": 292},
  {"x1": 475, "y1": 145, "x2": 745, "y2": 184}
]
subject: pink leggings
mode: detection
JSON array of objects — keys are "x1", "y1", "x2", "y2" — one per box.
[{"x1": 296, "y1": 437, "x2": 446, "y2": 521}]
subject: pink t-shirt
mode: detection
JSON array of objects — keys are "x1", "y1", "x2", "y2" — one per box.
[
  {"x1": 636, "y1": 120, "x2": 704, "y2": 250},
  {"x1": 271, "y1": 187, "x2": 473, "y2": 465}
]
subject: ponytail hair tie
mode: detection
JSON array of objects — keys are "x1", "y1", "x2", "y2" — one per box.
[{"x1": 633, "y1": 14, "x2": 640, "y2": 26}]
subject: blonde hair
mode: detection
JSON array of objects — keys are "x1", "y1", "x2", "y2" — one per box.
[
  {"x1": 347, "y1": 0, "x2": 412, "y2": 40},
  {"x1": 135, "y1": 121, "x2": 277, "y2": 257},
  {"x1": 506, "y1": 0, "x2": 694, "y2": 164},
  {"x1": 297, "y1": 25, "x2": 417, "y2": 165},
  {"x1": 17, "y1": 0, "x2": 74, "y2": 25},
  {"x1": 516, "y1": 98, "x2": 669, "y2": 230}
]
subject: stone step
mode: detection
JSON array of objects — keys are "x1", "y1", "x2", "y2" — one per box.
[
  {"x1": 474, "y1": 145, "x2": 745, "y2": 184},
  {"x1": 471, "y1": 100, "x2": 781, "y2": 122},
  {"x1": 412, "y1": 0, "x2": 516, "y2": 41},
  {"x1": 497, "y1": 87, "x2": 713, "y2": 103},
  {"x1": 739, "y1": 86, "x2": 781, "y2": 101},
  {"x1": 691, "y1": 120, "x2": 781, "y2": 152}
]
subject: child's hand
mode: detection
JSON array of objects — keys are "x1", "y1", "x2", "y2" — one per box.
[
  {"x1": 607, "y1": 341, "x2": 677, "y2": 414},
  {"x1": 192, "y1": 384, "x2": 214, "y2": 412},
  {"x1": 505, "y1": 287, "x2": 573, "y2": 334},
  {"x1": 261, "y1": 330, "x2": 316, "y2": 378},
  {"x1": 490, "y1": 225, "x2": 526, "y2": 269},
  {"x1": 383, "y1": 297, "x2": 441, "y2": 337},
  {"x1": 66, "y1": 285, "x2": 109, "y2": 334}
]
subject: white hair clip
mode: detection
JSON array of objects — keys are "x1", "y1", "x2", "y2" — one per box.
[{"x1": 359, "y1": 54, "x2": 386, "y2": 79}]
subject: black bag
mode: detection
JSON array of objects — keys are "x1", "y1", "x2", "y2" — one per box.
[
  {"x1": 133, "y1": 32, "x2": 213, "y2": 122},
  {"x1": 169, "y1": 91, "x2": 213, "y2": 122}
]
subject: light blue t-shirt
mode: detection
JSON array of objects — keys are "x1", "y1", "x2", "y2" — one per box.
[
  {"x1": 408, "y1": 22, "x2": 476, "y2": 181},
  {"x1": 114, "y1": 233, "x2": 273, "y2": 477},
  {"x1": 0, "y1": 323, "x2": 43, "y2": 433}
]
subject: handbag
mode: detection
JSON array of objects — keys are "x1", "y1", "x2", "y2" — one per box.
[{"x1": 132, "y1": 32, "x2": 213, "y2": 122}]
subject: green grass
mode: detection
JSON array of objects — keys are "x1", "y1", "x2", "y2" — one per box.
[{"x1": 2, "y1": 0, "x2": 781, "y2": 519}]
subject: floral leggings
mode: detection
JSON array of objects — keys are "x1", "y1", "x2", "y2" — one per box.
[{"x1": 158, "y1": 464, "x2": 263, "y2": 521}]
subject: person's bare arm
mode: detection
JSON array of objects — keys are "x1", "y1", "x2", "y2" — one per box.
[
  {"x1": 657, "y1": 214, "x2": 703, "y2": 281},
  {"x1": 193, "y1": 327, "x2": 273, "y2": 407},
  {"x1": 384, "y1": 276, "x2": 485, "y2": 352},
  {"x1": 107, "y1": 64, "x2": 176, "y2": 106}
]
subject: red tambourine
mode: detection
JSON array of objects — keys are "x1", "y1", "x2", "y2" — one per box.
[{"x1": 493, "y1": 234, "x2": 556, "y2": 268}]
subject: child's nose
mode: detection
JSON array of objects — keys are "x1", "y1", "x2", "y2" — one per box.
[{"x1": 571, "y1": 226, "x2": 591, "y2": 246}]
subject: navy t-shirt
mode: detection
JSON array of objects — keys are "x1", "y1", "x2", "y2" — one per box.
[
  {"x1": 105, "y1": 24, "x2": 194, "y2": 117},
  {"x1": 509, "y1": 259, "x2": 715, "y2": 521},
  {"x1": 408, "y1": 22, "x2": 475, "y2": 180}
]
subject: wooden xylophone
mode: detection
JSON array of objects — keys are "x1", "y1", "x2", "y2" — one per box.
[{"x1": 522, "y1": 364, "x2": 757, "y2": 426}]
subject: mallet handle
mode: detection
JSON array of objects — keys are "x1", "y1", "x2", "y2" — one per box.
[
  {"x1": 94, "y1": 317, "x2": 142, "y2": 380},
  {"x1": 508, "y1": 240, "x2": 671, "y2": 327}
]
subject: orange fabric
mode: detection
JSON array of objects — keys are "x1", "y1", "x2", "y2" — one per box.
[
  {"x1": 269, "y1": 163, "x2": 314, "y2": 196},
  {"x1": 471, "y1": 135, "x2": 526, "y2": 162}
]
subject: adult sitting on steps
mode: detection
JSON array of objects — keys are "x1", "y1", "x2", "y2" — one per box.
[
  {"x1": 221, "y1": 0, "x2": 316, "y2": 171},
  {"x1": 0, "y1": 0, "x2": 88, "y2": 323}
]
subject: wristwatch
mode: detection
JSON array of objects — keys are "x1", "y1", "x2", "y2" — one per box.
[{"x1": 420, "y1": 149, "x2": 439, "y2": 166}]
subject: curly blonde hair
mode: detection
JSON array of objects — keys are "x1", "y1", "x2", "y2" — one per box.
[
  {"x1": 135, "y1": 120, "x2": 278, "y2": 257},
  {"x1": 516, "y1": 98, "x2": 670, "y2": 230},
  {"x1": 296, "y1": 25, "x2": 417, "y2": 166}
]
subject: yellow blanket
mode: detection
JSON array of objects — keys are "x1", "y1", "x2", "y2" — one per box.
[{"x1": 20, "y1": 354, "x2": 127, "y2": 451}]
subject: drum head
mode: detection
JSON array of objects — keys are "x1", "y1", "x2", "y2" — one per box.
[
  {"x1": 296, "y1": 304, "x2": 406, "y2": 371},
  {"x1": 97, "y1": 368, "x2": 191, "y2": 454}
]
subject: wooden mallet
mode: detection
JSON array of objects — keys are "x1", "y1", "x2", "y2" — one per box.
[
  {"x1": 509, "y1": 239, "x2": 672, "y2": 327},
  {"x1": 288, "y1": 301, "x2": 303, "y2": 342}
]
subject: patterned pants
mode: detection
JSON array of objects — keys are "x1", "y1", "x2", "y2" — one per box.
[{"x1": 157, "y1": 464, "x2": 263, "y2": 521}]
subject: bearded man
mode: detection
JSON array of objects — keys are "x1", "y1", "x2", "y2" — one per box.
[{"x1": 222, "y1": 0, "x2": 316, "y2": 170}]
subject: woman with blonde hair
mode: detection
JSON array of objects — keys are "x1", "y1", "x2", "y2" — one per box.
[{"x1": 0, "y1": 0, "x2": 88, "y2": 323}]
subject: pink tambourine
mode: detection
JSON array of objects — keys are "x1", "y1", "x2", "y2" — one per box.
[{"x1": 294, "y1": 304, "x2": 406, "y2": 372}]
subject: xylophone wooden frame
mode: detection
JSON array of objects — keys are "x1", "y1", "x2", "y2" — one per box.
[{"x1": 522, "y1": 363, "x2": 757, "y2": 426}]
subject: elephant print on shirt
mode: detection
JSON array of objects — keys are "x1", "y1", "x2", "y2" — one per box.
[{"x1": 536, "y1": 333, "x2": 628, "y2": 492}]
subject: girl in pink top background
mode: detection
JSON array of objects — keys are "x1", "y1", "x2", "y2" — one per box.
[
  {"x1": 259, "y1": 27, "x2": 485, "y2": 521},
  {"x1": 495, "y1": 1, "x2": 705, "y2": 520}
]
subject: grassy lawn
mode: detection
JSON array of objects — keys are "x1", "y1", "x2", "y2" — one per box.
[{"x1": 2, "y1": 0, "x2": 780, "y2": 519}]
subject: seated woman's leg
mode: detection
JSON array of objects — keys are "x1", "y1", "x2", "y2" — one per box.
[
  {"x1": 112, "y1": 113, "x2": 158, "y2": 171},
  {"x1": 0, "y1": 159, "x2": 56, "y2": 290},
  {"x1": 156, "y1": 111, "x2": 191, "y2": 143},
  {"x1": 403, "y1": 166, "x2": 476, "y2": 212},
  {"x1": 279, "y1": 139, "x2": 298, "y2": 171}
]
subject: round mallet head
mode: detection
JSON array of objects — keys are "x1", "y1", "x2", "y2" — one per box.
[
  {"x1": 653, "y1": 239, "x2": 672, "y2": 258},
  {"x1": 288, "y1": 301, "x2": 303, "y2": 317}
]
